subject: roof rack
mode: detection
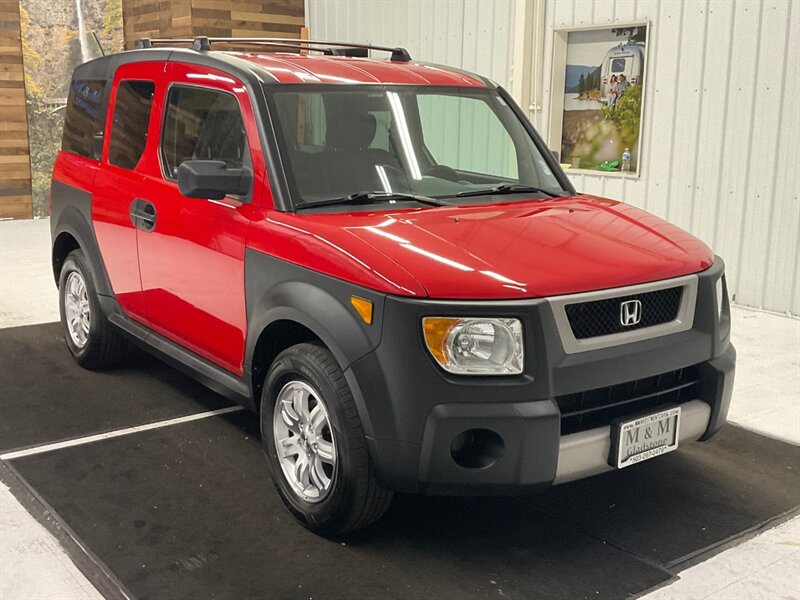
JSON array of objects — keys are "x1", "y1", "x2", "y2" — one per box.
[{"x1": 134, "y1": 36, "x2": 412, "y2": 62}]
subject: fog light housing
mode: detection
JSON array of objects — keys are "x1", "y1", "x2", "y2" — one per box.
[{"x1": 450, "y1": 428, "x2": 505, "y2": 469}]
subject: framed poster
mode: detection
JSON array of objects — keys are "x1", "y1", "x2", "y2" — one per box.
[{"x1": 549, "y1": 22, "x2": 649, "y2": 176}]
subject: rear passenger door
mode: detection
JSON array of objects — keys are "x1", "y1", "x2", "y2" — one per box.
[
  {"x1": 93, "y1": 63, "x2": 159, "y2": 322},
  {"x1": 135, "y1": 63, "x2": 263, "y2": 375}
]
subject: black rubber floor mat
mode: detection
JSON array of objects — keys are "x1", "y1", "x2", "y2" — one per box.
[
  {"x1": 10, "y1": 411, "x2": 672, "y2": 600},
  {"x1": 4, "y1": 324, "x2": 799, "y2": 599},
  {"x1": 0, "y1": 322, "x2": 232, "y2": 451},
  {"x1": 526, "y1": 425, "x2": 800, "y2": 568}
]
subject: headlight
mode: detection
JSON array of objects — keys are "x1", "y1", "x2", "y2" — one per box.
[{"x1": 422, "y1": 317, "x2": 524, "y2": 375}]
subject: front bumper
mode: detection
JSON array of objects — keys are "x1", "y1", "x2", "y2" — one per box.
[
  {"x1": 345, "y1": 258, "x2": 735, "y2": 494},
  {"x1": 557, "y1": 399, "x2": 709, "y2": 484}
]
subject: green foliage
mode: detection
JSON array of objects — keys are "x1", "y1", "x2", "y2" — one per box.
[
  {"x1": 101, "y1": 0, "x2": 124, "y2": 53},
  {"x1": 612, "y1": 27, "x2": 646, "y2": 44},
  {"x1": 20, "y1": 0, "x2": 124, "y2": 216},
  {"x1": 26, "y1": 96, "x2": 64, "y2": 217},
  {"x1": 600, "y1": 84, "x2": 642, "y2": 150},
  {"x1": 576, "y1": 67, "x2": 602, "y2": 99},
  {"x1": 588, "y1": 67, "x2": 600, "y2": 91}
]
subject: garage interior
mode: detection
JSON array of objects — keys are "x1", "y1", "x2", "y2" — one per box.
[{"x1": 1, "y1": 0, "x2": 798, "y2": 599}]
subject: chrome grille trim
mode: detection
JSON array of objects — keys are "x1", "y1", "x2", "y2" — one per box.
[{"x1": 547, "y1": 274, "x2": 699, "y2": 354}]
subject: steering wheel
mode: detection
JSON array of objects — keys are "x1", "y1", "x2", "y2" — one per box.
[{"x1": 425, "y1": 164, "x2": 461, "y2": 182}]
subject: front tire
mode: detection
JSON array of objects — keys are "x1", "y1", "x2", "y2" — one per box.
[
  {"x1": 58, "y1": 249, "x2": 126, "y2": 370},
  {"x1": 261, "y1": 343, "x2": 392, "y2": 535}
]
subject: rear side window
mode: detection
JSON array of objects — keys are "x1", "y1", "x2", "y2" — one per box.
[
  {"x1": 62, "y1": 79, "x2": 107, "y2": 158},
  {"x1": 160, "y1": 86, "x2": 249, "y2": 179},
  {"x1": 108, "y1": 80, "x2": 155, "y2": 170}
]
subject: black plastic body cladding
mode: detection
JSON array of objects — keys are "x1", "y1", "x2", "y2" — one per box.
[
  {"x1": 50, "y1": 180, "x2": 113, "y2": 298},
  {"x1": 244, "y1": 249, "x2": 386, "y2": 418},
  {"x1": 345, "y1": 258, "x2": 734, "y2": 494}
]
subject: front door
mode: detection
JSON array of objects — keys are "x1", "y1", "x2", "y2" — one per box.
[{"x1": 135, "y1": 64, "x2": 263, "y2": 374}]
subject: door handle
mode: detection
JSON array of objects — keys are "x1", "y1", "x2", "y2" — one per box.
[{"x1": 130, "y1": 198, "x2": 157, "y2": 232}]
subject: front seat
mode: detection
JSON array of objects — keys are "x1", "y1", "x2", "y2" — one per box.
[
  {"x1": 194, "y1": 95, "x2": 247, "y2": 168},
  {"x1": 322, "y1": 95, "x2": 392, "y2": 196}
]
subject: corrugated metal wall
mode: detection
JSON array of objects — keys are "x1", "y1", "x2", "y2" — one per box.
[
  {"x1": 306, "y1": 0, "x2": 517, "y2": 88},
  {"x1": 540, "y1": 0, "x2": 799, "y2": 316},
  {"x1": 307, "y1": 0, "x2": 799, "y2": 315}
]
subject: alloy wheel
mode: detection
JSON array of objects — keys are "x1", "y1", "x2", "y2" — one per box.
[
  {"x1": 64, "y1": 271, "x2": 90, "y2": 348},
  {"x1": 272, "y1": 380, "x2": 337, "y2": 503}
]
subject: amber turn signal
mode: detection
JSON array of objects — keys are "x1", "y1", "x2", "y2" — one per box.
[
  {"x1": 422, "y1": 317, "x2": 460, "y2": 365},
  {"x1": 350, "y1": 296, "x2": 374, "y2": 325}
]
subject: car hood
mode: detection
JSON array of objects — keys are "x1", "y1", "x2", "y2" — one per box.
[{"x1": 338, "y1": 195, "x2": 714, "y2": 299}]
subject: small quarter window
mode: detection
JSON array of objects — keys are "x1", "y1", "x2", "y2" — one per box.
[
  {"x1": 109, "y1": 81, "x2": 155, "y2": 170},
  {"x1": 62, "y1": 79, "x2": 107, "y2": 158},
  {"x1": 161, "y1": 86, "x2": 249, "y2": 179}
]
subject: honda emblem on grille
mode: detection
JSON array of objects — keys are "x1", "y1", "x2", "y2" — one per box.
[{"x1": 620, "y1": 299, "x2": 643, "y2": 326}]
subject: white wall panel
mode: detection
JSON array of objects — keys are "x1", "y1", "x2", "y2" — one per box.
[
  {"x1": 538, "y1": 0, "x2": 799, "y2": 315},
  {"x1": 307, "y1": 0, "x2": 799, "y2": 315},
  {"x1": 306, "y1": 0, "x2": 517, "y2": 88}
]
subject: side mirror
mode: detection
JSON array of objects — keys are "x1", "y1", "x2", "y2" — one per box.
[
  {"x1": 92, "y1": 132, "x2": 104, "y2": 160},
  {"x1": 177, "y1": 160, "x2": 252, "y2": 201}
]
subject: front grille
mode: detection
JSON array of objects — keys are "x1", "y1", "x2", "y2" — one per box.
[
  {"x1": 565, "y1": 286, "x2": 683, "y2": 339},
  {"x1": 556, "y1": 364, "x2": 704, "y2": 435}
]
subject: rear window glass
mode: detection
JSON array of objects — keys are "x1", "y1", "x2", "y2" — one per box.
[
  {"x1": 109, "y1": 80, "x2": 155, "y2": 170},
  {"x1": 62, "y1": 79, "x2": 107, "y2": 158},
  {"x1": 611, "y1": 58, "x2": 626, "y2": 73}
]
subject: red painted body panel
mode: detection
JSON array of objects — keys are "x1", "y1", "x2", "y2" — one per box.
[
  {"x1": 76, "y1": 60, "x2": 271, "y2": 375},
  {"x1": 52, "y1": 151, "x2": 99, "y2": 192},
  {"x1": 250, "y1": 196, "x2": 713, "y2": 300},
  {"x1": 129, "y1": 61, "x2": 266, "y2": 375},
  {"x1": 90, "y1": 62, "x2": 167, "y2": 322},
  {"x1": 53, "y1": 51, "x2": 716, "y2": 378},
  {"x1": 246, "y1": 212, "x2": 428, "y2": 297},
  {"x1": 92, "y1": 165, "x2": 150, "y2": 320},
  {"x1": 228, "y1": 52, "x2": 486, "y2": 87}
]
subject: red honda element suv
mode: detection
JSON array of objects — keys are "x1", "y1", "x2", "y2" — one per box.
[{"x1": 50, "y1": 37, "x2": 735, "y2": 535}]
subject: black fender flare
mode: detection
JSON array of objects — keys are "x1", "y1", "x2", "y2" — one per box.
[
  {"x1": 244, "y1": 279, "x2": 383, "y2": 370},
  {"x1": 244, "y1": 287, "x2": 383, "y2": 439},
  {"x1": 244, "y1": 254, "x2": 387, "y2": 437},
  {"x1": 50, "y1": 181, "x2": 114, "y2": 299}
]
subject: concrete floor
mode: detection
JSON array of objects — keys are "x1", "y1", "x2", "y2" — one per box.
[{"x1": 0, "y1": 218, "x2": 798, "y2": 599}]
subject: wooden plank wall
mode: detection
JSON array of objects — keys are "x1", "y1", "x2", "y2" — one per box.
[
  {"x1": 0, "y1": 0, "x2": 33, "y2": 219},
  {"x1": 122, "y1": 0, "x2": 304, "y2": 49},
  {"x1": 123, "y1": 0, "x2": 193, "y2": 49},
  {"x1": 190, "y1": 0, "x2": 304, "y2": 38}
]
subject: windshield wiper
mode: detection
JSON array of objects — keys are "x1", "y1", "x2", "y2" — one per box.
[
  {"x1": 296, "y1": 192, "x2": 449, "y2": 211},
  {"x1": 453, "y1": 183, "x2": 564, "y2": 199}
]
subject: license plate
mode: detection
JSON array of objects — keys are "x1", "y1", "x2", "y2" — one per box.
[{"x1": 611, "y1": 406, "x2": 681, "y2": 469}]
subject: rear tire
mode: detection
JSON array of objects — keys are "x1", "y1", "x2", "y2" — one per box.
[
  {"x1": 58, "y1": 249, "x2": 127, "y2": 370},
  {"x1": 261, "y1": 343, "x2": 392, "y2": 535}
]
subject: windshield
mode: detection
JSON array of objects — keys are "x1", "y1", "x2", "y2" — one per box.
[{"x1": 264, "y1": 85, "x2": 566, "y2": 210}]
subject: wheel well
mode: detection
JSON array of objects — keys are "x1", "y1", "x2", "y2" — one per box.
[
  {"x1": 52, "y1": 232, "x2": 80, "y2": 285},
  {"x1": 251, "y1": 320, "x2": 322, "y2": 411}
]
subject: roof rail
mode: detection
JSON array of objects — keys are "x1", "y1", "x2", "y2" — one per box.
[{"x1": 134, "y1": 36, "x2": 412, "y2": 62}]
